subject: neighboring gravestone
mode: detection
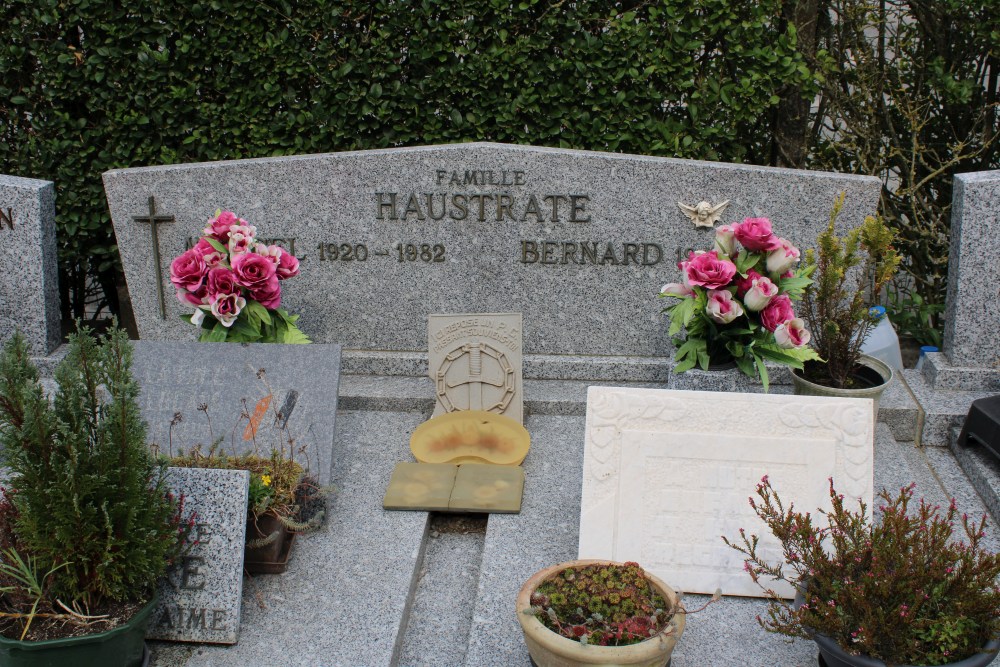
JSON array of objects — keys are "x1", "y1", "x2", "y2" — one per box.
[
  {"x1": 0, "y1": 175, "x2": 60, "y2": 356},
  {"x1": 130, "y1": 341, "x2": 341, "y2": 485},
  {"x1": 428, "y1": 312, "x2": 523, "y2": 422},
  {"x1": 578, "y1": 386, "x2": 873, "y2": 598},
  {"x1": 149, "y1": 467, "x2": 249, "y2": 644},
  {"x1": 929, "y1": 170, "x2": 1000, "y2": 387},
  {"x1": 103, "y1": 143, "x2": 881, "y2": 380}
]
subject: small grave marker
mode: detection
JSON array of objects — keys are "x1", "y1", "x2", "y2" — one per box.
[
  {"x1": 148, "y1": 467, "x2": 249, "y2": 644},
  {"x1": 130, "y1": 341, "x2": 341, "y2": 487}
]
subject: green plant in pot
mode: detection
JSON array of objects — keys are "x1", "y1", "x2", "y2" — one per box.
[
  {"x1": 516, "y1": 560, "x2": 687, "y2": 666},
  {"x1": 795, "y1": 194, "x2": 902, "y2": 413},
  {"x1": 0, "y1": 328, "x2": 192, "y2": 667},
  {"x1": 724, "y1": 476, "x2": 1000, "y2": 667}
]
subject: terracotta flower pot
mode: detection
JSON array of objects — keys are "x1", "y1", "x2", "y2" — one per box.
[
  {"x1": 244, "y1": 512, "x2": 295, "y2": 574},
  {"x1": 515, "y1": 560, "x2": 685, "y2": 667}
]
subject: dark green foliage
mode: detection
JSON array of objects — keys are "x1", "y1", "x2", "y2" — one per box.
[
  {"x1": 0, "y1": 0, "x2": 815, "y2": 316},
  {"x1": 725, "y1": 477, "x2": 1000, "y2": 665},
  {"x1": 0, "y1": 328, "x2": 188, "y2": 610},
  {"x1": 807, "y1": 0, "x2": 1000, "y2": 343},
  {"x1": 528, "y1": 561, "x2": 674, "y2": 646}
]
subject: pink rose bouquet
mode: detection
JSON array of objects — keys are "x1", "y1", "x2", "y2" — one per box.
[
  {"x1": 170, "y1": 209, "x2": 310, "y2": 344},
  {"x1": 658, "y1": 216, "x2": 819, "y2": 389}
]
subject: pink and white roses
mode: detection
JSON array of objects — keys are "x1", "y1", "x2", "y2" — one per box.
[
  {"x1": 734, "y1": 217, "x2": 782, "y2": 252},
  {"x1": 170, "y1": 209, "x2": 310, "y2": 344},
  {"x1": 706, "y1": 290, "x2": 744, "y2": 324},
  {"x1": 170, "y1": 249, "x2": 207, "y2": 294},
  {"x1": 766, "y1": 238, "x2": 801, "y2": 274},
  {"x1": 774, "y1": 318, "x2": 811, "y2": 348},
  {"x1": 685, "y1": 251, "x2": 737, "y2": 290},
  {"x1": 658, "y1": 216, "x2": 819, "y2": 389},
  {"x1": 743, "y1": 277, "x2": 779, "y2": 312},
  {"x1": 760, "y1": 294, "x2": 796, "y2": 332}
]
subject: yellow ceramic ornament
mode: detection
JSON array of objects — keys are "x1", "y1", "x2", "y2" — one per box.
[{"x1": 409, "y1": 410, "x2": 530, "y2": 465}]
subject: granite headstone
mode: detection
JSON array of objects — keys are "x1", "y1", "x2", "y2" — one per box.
[
  {"x1": 130, "y1": 341, "x2": 341, "y2": 486},
  {"x1": 103, "y1": 143, "x2": 881, "y2": 380},
  {"x1": 149, "y1": 467, "x2": 249, "y2": 644},
  {"x1": 906, "y1": 170, "x2": 1000, "y2": 449},
  {"x1": 579, "y1": 386, "x2": 874, "y2": 598},
  {"x1": 935, "y1": 170, "x2": 1000, "y2": 383},
  {"x1": 0, "y1": 175, "x2": 60, "y2": 356}
]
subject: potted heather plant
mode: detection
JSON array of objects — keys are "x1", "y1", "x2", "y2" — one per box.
[
  {"x1": 170, "y1": 209, "x2": 310, "y2": 343},
  {"x1": 793, "y1": 194, "x2": 901, "y2": 412},
  {"x1": 516, "y1": 560, "x2": 686, "y2": 666},
  {"x1": 725, "y1": 476, "x2": 1000, "y2": 666},
  {"x1": 0, "y1": 328, "x2": 192, "y2": 667},
  {"x1": 659, "y1": 216, "x2": 820, "y2": 390}
]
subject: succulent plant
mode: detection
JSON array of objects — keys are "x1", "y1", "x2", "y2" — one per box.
[{"x1": 528, "y1": 561, "x2": 675, "y2": 646}]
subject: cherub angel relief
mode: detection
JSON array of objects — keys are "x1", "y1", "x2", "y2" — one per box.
[{"x1": 677, "y1": 200, "x2": 730, "y2": 228}]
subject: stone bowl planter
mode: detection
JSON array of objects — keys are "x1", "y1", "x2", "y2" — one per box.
[{"x1": 515, "y1": 559, "x2": 685, "y2": 667}]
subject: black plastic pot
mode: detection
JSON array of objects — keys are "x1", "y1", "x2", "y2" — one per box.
[
  {"x1": 0, "y1": 593, "x2": 157, "y2": 667},
  {"x1": 793, "y1": 589, "x2": 1000, "y2": 667},
  {"x1": 814, "y1": 631, "x2": 1000, "y2": 667}
]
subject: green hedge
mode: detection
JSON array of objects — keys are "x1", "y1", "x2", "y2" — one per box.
[{"x1": 0, "y1": 0, "x2": 814, "y2": 317}]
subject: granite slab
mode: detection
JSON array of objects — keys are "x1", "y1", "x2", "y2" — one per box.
[
  {"x1": 463, "y1": 416, "x2": 999, "y2": 667},
  {"x1": 0, "y1": 175, "x2": 60, "y2": 356},
  {"x1": 130, "y1": 341, "x2": 341, "y2": 485},
  {"x1": 149, "y1": 409, "x2": 430, "y2": 666},
  {"x1": 104, "y1": 143, "x2": 880, "y2": 380},
  {"x1": 903, "y1": 368, "x2": 996, "y2": 447},
  {"x1": 397, "y1": 515, "x2": 487, "y2": 667},
  {"x1": 149, "y1": 467, "x2": 250, "y2": 644},
  {"x1": 921, "y1": 352, "x2": 1000, "y2": 392}
]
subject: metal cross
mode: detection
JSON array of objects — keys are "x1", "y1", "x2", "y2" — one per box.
[{"x1": 132, "y1": 196, "x2": 175, "y2": 320}]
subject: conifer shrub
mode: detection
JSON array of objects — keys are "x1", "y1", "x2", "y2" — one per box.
[
  {"x1": 0, "y1": 327, "x2": 190, "y2": 627},
  {"x1": 799, "y1": 194, "x2": 900, "y2": 388}
]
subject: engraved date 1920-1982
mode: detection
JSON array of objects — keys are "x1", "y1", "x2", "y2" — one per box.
[{"x1": 317, "y1": 242, "x2": 445, "y2": 263}]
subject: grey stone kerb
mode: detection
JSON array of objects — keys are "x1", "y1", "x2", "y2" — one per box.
[
  {"x1": 104, "y1": 143, "x2": 880, "y2": 379},
  {"x1": 943, "y1": 170, "x2": 1000, "y2": 370},
  {"x1": 0, "y1": 175, "x2": 61, "y2": 356}
]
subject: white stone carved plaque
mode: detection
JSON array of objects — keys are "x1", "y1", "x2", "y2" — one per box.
[
  {"x1": 579, "y1": 387, "x2": 874, "y2": 599},
  {"x1": 428, "y1": 313, "x2": 523, "y2": 423}
]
